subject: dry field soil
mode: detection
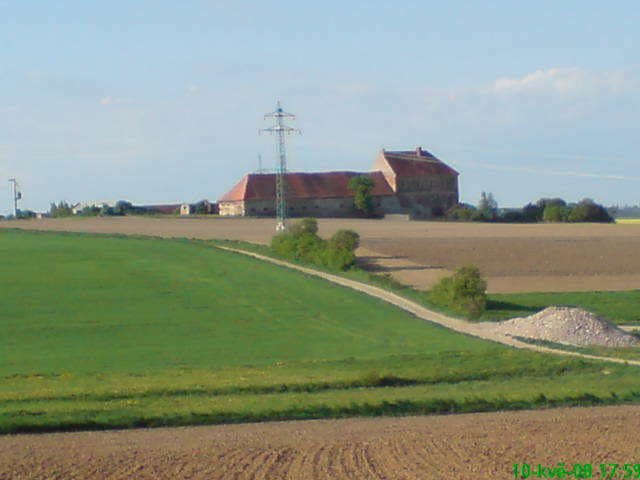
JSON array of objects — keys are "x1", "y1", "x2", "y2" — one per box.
[
  {"x1": 1, "y1": 405, "x2": 638, "y2": 480},
  {"x1": 5, "y1": 216, "x2": 640, "y2": 293}
]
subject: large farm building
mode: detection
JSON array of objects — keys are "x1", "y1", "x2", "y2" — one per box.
[{"x1": 219, "y1": 147, "x2": 459, "y2": 218}]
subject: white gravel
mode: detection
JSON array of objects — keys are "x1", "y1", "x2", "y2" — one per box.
[{"x1": 488, "y1": 306, "x2": 639, "y2": 348}]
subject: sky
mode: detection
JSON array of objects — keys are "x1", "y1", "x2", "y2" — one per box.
[{"x1": 1, "y1": 0, "x2": 639, "y2": 215}]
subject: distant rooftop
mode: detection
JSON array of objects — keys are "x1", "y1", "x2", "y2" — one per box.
[{"x1": 219, "y1": 171, "x2": 393, "y2": 202}]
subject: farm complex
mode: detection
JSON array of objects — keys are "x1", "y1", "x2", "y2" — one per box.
[{"x1": 218, "y1": 147, "x2": 459, "y2": 218}]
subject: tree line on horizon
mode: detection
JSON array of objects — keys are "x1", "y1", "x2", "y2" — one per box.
[
  {"x1": 346, "y1": 175, "x2": 617, "y2": 223},
  {"x1": 446, "y1": 193, "x2": 614, "y2": 223}
]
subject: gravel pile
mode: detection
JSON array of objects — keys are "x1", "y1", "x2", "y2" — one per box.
[{"x1": 492, "y1": 306, "x2": 639, "y2": 348}]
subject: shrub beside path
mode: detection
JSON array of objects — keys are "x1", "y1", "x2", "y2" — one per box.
[{"x1": 216, "y1": 245, "x2": 640, "y2": 367}]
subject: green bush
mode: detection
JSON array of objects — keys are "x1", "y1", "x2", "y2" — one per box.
[
  {"x1": 269, "y1": 219, "x2": 357, "y2": 271},
  {"x1": 429, "y1": 265, "x2": 487, "y2": 319},
  {"x1": 321, "y1": 247, "x2": 356, "y2": 271},
  {"x1": 295, "y1": 233, "x2": 327, "y2": 262},
  {"x1": 446, "y1": 203, "x2": 478, "y2": 221},
  {"x1": 289, "y1": 217, "x2": 318, "y2": 236},
  {"x1": 329, "y1": 229, "x2": 360, "y2": 252}
]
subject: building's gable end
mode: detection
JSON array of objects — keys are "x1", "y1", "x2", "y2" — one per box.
[
  {"x1": 372, "y1": 150, "x2": 398, "y2": 192},
  {"x1": 219, "y1": 175, "x2": 250, "y2": 202}
]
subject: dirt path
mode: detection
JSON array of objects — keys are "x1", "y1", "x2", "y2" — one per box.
[
  {"x1": 2, "y1": 405, "x2": 638, "y2": 480},
  {"x1": 217, "y1": 246, "x2": 640, "y2": 366}
]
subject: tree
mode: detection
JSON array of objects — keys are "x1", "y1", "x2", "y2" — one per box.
[
  {"x1": 194, "y1": 200, "x2": 211, "y2": 215},
  {"x1": 567, "y1": 198, "x2": 613, "y2": 223},
  {"x1": 49, "y1": 201, "x2": 73, "y2": 218},
  {"x1": 15, "y1": 209, "x2": 36, "y2": 219},
  {"x1": 289, "y1": 217, "x2": 318, "y2": 236},
  {"x1": 446, "y1": 203, "x2": 478, "y2": 221},
  {"x1": 500, "y1": 210, "x2": 525, "y2": 223},
  {"x1": 81, "y1": 206, "x2": 101, "y2": 216},
  {"x1": 542, "y1": 204, "x2": 569, "y2": 222},
  {"x1": 99, "y1": 204, "x2": 115, "y2": 216},
  {"x1": 477, "y1": 192, "x2": 498, "y2": 221},
  {"x1": 114, "y1": 200, "x2": 133, "y2": 215},
  {"x1": 536, "y1": 197, "x2": 567, "y2": 212},
  {"x1": 347, "y1": 176, "x2": 375, "y2": 216},
  {"x1": 522, "y1": 203, "x2": 543, "y2": 222}
]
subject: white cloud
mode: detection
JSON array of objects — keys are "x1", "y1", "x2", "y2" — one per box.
[
  {"x1": 186, "y1": 84, "x2": 200, "y2": 95},
  {"x1": 490, "y1": 67, "x2": 638, "y2": 95},
  {"x1": 100, "y1": 96, "x2": 129, "y2": 105},
  {"x1": 415, "y1": 66, "x2": 640, "y2": 130}
]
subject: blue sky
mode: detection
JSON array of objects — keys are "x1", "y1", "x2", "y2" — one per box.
[{"x1": 1, "y1": 0, "x2": 639, "y2": 214}]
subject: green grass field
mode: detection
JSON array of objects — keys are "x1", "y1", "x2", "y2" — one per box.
[
  {"x1": 484, "y1": 291, "x2": 640, "y2": 324},
  {"x1": 1, "y1": 229, "x2": 639, "y2": 433}
]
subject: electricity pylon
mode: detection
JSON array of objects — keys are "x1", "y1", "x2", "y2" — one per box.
[
  {"x1": 260, "y1": 101, "x2": 300, "y2": 232},
  {"x1": 8, "y1": 178, "x2": 21, "y2": 217}
]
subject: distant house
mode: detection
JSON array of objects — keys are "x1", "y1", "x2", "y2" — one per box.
[
  {"x1": 72, "y1": 201, "x2": 116, "y2": 215},
  {"x1": 218, "y1": 147, "x2": 459, "y2": 218},
  {"x1": 71, "y1": 203, "x2": 84, "y2": 215},
  {"x1": 180, "y1": 204, "x2": 192, "y2": 216}
]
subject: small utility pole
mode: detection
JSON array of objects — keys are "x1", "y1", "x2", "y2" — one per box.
[
  {"x1": 260, "y1": 101, "x2": 300, "y2": 232},
  {"x1": 8, "y1": 178, "x2": 21, "y2": 217}
]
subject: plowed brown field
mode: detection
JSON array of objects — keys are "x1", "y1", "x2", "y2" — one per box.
[
  {"x1": 4, "y1": 216, "x2": 640, "y2": 293},
  {"x1": 1, "y1": 405, "x2": 638, "y2": 480}
]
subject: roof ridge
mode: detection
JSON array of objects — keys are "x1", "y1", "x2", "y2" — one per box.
[{"x1": 219, "y1": 170, "x2": 394, "y2": 202}]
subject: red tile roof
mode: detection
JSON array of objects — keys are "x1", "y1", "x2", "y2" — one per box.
[
  {"x1": 219, "y1": 171, "x2": 393, "y2": 202},
  {"x1": 383, "y1": 149, "x2": 459, "y2": 177}
]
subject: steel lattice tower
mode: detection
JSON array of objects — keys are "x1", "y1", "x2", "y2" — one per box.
[
  {"x1": 8, "y1": 178, "x2": 21, "y2": 217},
  {"x1": 260, "y1": 101, "x2": 300, "y2": 232}
]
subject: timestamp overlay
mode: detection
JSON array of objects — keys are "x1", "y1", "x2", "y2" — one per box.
[{"x1": 514, "y1": 463, "x2": 640, "y2": 479}]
